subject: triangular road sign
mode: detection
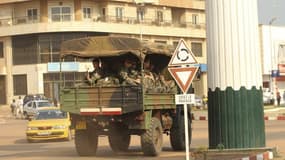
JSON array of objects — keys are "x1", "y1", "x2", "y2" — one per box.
[
  {"x1": 169, "y1": 39, "x2": 198, "y2": 67},
  {"x1": 168, "y1": 66, "x2": 199, "y2": 94}
]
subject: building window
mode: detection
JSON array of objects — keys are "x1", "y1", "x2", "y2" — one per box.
[
  {"x1": 83, "y1": 7, "x2": 91, "y2": 19},
  {"x1": 154, "y1": 40, "x2": 167, "y2": 44},
  {"x1": 115, "y1": 7, "x2": 123, "y2": 21},
  {"x1": 137, "y1": 7, "x2": 145, "y2": 22},
  {"x1": 39, "y1": 35, "x2": 59, "y2": 63},
  {"x1": 27, "y1": 8, "x2": 38, "y2": 21},
  {"x1": 51, "y1": 6, "x2": 71, "y2": 22},
  {"x1": 12, "y1": 35, "x2": 38, "y2": 65},
  {"x1": 0, "y1": 42, "x2": 3, "y2": 58},
  {"x1": 156, "y1": 11, "x2": 163, "y2": 22},
  {"x1": 192, "y1": 14, "x2": 199, "y2": 25},
  {"x1": 13, "y1": 75, "x2": 27, "y2": 95},
  {"x1": 191, "y1": 42, "x2": 202, "y2": 57},
  {"x1": 13, "y1": 33, "x2": 98, "y2": 65},
  {"x1": 278, "y1": 44, "x2": 285, "y2": 64}
]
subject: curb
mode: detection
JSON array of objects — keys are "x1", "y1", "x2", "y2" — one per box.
[
  {"x1": 192, "y1": 116, "x2": 208, "y2": 120},
  {"x1": 239, "y1": 151, "x2": 273, "y2": 160},
  {"x1": 264, "y1": 116, "x2": 285, "y2": 120},
  {"x1": 192, "y1": 116, "x2": 285, "y2": 121}
]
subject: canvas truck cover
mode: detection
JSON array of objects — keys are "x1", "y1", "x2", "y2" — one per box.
[{"x1": 60, "y1": 36, "x2": 174, "y2": 58}]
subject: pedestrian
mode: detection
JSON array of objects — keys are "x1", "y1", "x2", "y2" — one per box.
[
  {"x1": 277, "y1": 92, "x2": 281, "y2": 106},
  {"x1": 16, "y1": 96, "x2": 24, "y2": 119},
  {"x1": 283, "y1": 91, "x2": 285, "y2": 105},
  {"x1": 10, "y1": 99, "x2": 17, "y2": 115},
  {"x1": 53, "y1": 98, "x2": 58, "y2": 107}
]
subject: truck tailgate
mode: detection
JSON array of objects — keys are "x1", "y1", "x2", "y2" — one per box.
[{"x1": 60, "y1": 86, "x2": 143, "y2": 115}]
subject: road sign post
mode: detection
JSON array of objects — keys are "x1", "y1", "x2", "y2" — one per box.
[{"x1": 168, "y1": 39, "x2": 199, "y2": 160}]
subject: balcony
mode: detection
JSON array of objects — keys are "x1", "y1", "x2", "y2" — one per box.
[{"x1": 0, "y1": 15, "x2": 206, "y2": 38}]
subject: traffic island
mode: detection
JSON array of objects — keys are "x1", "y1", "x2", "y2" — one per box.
[{"x1": 190, "y1": 147, "x2": 277, "y2": 160}]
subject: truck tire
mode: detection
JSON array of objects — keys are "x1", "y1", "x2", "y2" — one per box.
[
  {"x1": 141, "y1": 117, "x2": 163, "y2": 156},
  {"x1": 108, "y1": 131, "x2": 130, "y2": 152},
  {"x1": 170, "y1": 114, "x2": 192, "y2": 151},
  {"x1": 75, "y1": 129, "x2": 98, "y2": 156}
]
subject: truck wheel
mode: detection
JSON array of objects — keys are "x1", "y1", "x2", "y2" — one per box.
[
  {"x1": 108, "y1": 131, "x2": 131, "y2": 152},
  {"x1": 75, "y1": 129, "x2": 98, "y2": 156},
  {"x1": 141, "y1": 117, "x2": 163, "y2": 156},
  {"x1": 170, "y1": 114, "x2": 192, "y2": 151}
]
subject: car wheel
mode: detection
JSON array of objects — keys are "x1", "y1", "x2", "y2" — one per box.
[
  {"x1": 27, "y1": 139, "x2": 34, "y2": 143},
  {"x1": 23, "y1": 112, "x2": 28, "y2": 120},
  {"x1": 65, "y1": 128, "x2": 72, "y2": 141}
]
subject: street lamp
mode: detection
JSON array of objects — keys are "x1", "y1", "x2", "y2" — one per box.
[
  {"x1": 136, "y1": 3, "x2": 145, "y2": 41},
  {"x1": 269, "y1": 17, "x2": 277, "y2": 105},
  {"x1": 134, "y1": 0, "x2": 157, "y2": 41}
]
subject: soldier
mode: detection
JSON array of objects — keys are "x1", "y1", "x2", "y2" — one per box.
[
  {"x1": 142, "y1": 58, "x2": 158, "y2": 92},
  {"x1": 159, "y1": 68, "x2": 177, "y2": 93},
  {"x1": 119, "y1": 59, "x2": 140, "y2": 85},
  {"x1": 86, "y1": 58, "x2": 103, "y2": 85}
]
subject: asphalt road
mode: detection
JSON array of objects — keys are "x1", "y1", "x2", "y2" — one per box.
[{"x1": 0, "y1": 115, "x2": 284, "y2": 159}]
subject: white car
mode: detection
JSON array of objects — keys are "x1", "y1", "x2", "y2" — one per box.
[
  {"x1": 23, "y1": 100, "x2": 54, "y2": 119},
  {"x1": 263, "y1": 89, "x2": 274, "y2": 105},
  {"x1": 193, "y1": 96, "x2": 204, "y2": 108}
]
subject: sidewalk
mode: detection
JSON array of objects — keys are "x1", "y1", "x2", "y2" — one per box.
[
  {"x1": 0, "y1": 105, "x2": 11, "y2": 117},
  {"x1": 0, "y1": 105, "x2": 12, "y2": 124},
  {"x1": 192, "y1": 106, "x2": 285, "y2": 121}
]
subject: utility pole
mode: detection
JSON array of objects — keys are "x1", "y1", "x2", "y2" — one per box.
[{"x1": 206, "y1": 0, "x2": 265, "y2": 148}]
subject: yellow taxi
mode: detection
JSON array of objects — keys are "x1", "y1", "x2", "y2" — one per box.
[{"x1": 26, "y1": 107, "x2": 73, "y2": 142}]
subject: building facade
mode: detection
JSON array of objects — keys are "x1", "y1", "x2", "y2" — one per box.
[{"x1": 0, "y1": 0, "x2": 207, "y2": 104}]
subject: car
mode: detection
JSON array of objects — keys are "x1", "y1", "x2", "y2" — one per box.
[
  {"x1": 23, "y1": 94, "x2": 48, "y2": 105},
  {"x1": 263, "y1": 89, "x2": 274, "y2": 105},
  {"x1": 193, "y1": 95, "x2": 204, "y2": 109},
  {"x1": 263, "y1": 93, "x2": 274, "y2": 105},
  {"x1": 26, "y1": 108, "x2": 73, "y2": 142},
  {"x1": 23, "y1": 100, "x2": 55, "y2": 119}
]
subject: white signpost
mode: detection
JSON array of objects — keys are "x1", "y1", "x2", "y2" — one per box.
[{"x1": 168, "y1": 39, "x2": 199, "y2": 160}]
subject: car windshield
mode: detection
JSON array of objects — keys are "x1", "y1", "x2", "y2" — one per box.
[
  {"x1": 35, "y1": 110, "x2": 67, "y2": 120},
  {"x1": 37, "y1": 101, "x2": 53, "y2": 107}
]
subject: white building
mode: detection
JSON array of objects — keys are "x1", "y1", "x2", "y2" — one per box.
[{"x1": 260, "y1": 24, "x2": 285, "y2": 104}]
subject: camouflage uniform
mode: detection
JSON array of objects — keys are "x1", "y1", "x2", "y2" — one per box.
[
  {"x1": 142, "y1": 71, "x2": 156, "y2": 93},
  {"x1": 96, "y1": 76, "x2": 120, "y2": 86},
  {"x1": 87, "y1": 68, "x2": 103, "y2": 85},
  {"x1": 160, "y1": 68, "x2": 177, "y2": 93},
  {"x1": 119, "y1": 67, "x2": 140, "y2": 85}
]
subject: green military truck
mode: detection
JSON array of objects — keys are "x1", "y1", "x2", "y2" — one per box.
[{"x1": 59, "y1": 36, "x2": 192, "y2": 156}]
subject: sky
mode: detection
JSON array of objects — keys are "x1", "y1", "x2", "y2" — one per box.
[{"x1": 258, "y1": 0, "x2": 285, "y2": 26}]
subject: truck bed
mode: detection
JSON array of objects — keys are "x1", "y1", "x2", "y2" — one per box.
[{"x1": 60, "y1": 85, "x2": 176, "y2": 115}]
